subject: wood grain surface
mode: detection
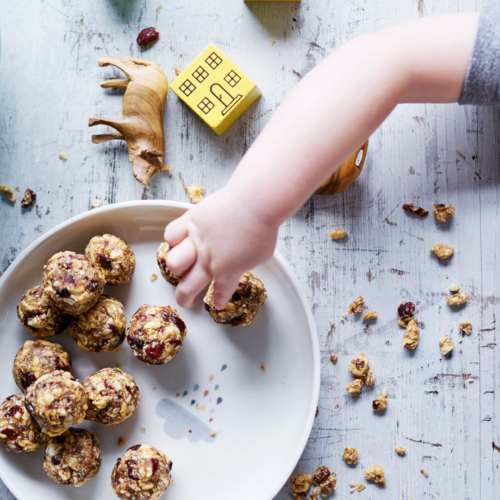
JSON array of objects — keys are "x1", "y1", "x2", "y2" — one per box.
[{"x1": 0, "y1": 1, "x2": 498, "y2": 499}]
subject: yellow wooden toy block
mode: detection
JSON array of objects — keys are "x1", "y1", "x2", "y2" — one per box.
[{"x1": 170, "y1": 44, "x2": 261, "y2": 135}]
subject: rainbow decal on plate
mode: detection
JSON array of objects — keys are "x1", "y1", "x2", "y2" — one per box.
[{"x1": 155, "y1": 364, "x2": 227, "y2": 442}]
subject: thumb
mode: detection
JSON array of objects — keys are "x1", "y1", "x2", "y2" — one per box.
[{"x1": 212, "y1": 274, "x2": 241, "y2": 310}]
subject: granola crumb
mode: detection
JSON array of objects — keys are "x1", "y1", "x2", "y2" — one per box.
[
  {"x1": 363, "y1": 310, "x2": 378, "y2": 320},
  {"x1": 439, "y1": 336, "x2": 454, "y2": 355},
  {"x1": 312, "y1": 466, "x2": 336, "y2": 498},
  {"x1": 117, "y1": 436, "x2": 126, "y2": 446},
  {"x1": 349, "y1": 353, "x2": 370, "y2": 378},
  {"x1": 402, "y1": 202, "x2": 428, "y2": 217},
  {"x1": 349, "y1": 482, "x2": 356, "y2": 487},
  {"x1": 91, "y1": 198, "x2": 101, "y2": 209},
  {"x1": 364, "y1": 464, "x2": 386, "y2": 487},
  {"x1": 365, "y1": 370, "x2": 375, "y2": 386},
  {"x1": 116, "y1": 362, "x2": 121, "y2": 368},
  {"x1": 152, "y1": 385, "x2": 157, "y2": 389},
  {"x1": 210, "y1": 430, "x2": 220, "y2": 437},
  {"x1": 140, "y1": 427, "x2": 146, "y2": 433},
  {"x1": 328, "y1": 320, "x2": 333, "y2": 326},
  {"x1": 343, "y1": 446, "x2": 358, "y2": 465},
  {"x1": 398, "y1": 301, "x2": 415, "y2": 327},
  {"x1": 291, "y1": 473, "x2": 312, "y2": 494},
  {"x1": 446, "y1": 274, "x2": 449, "y2": 278},
  {"x1": 187, "y1": 185, "x2": 204, "y2": 204},
  {"x1": 459, "y1": 321, "x2": 472, "y2": 335},
  {"x1": 271, "y1": 40, "x2": 276, "y2": 46},
  {"x1": 261, "y1": 364, "x2": 266, "y2": 372},
  {"x1": 70, "y1": 194, "x2": 74, "y2": 199},
  {"x1": 342, "y1": 314, "x2": 347, "y2": 319},
  {"x1": 330, "y1": 354, "x2": 338, "y2": 364},
  {"x1": 395, "y1": 445, "x2": 406, "y2": 455},
  {"x1": 430, "y1": 244, "x2": 454, "y2": 260},
  {"x1": 433, "y1": 203, "x2": 455, "y2": 223},
  {"x1": 329, "y1": 228, "x2": 346, "y2": 240},
  {"x1": 372, "y1": 389, "x2": 388, "y2": 411},
  {"x1": 175, "y1": 66, "x2": 182, "y2": 76},
  {"x1": 402, "y1": 319, "x2": 420, "y2": 349},
  {"x1": 0, "y1": 184, "x2": 15, "y2": 203},
  {"x1": 446, "y1": 292, "x2": 467, "y2": 306},
  {"x1": 348, "y1": 296, "x2": 364, "y2": 314},
  {"x1": 349, "y1": 489, "x2": 355, "y2": 494},
  {"x1": 150, "y1": 273, "x2": 158, "y2": 281},
  {"x1": 59, "y1": 152, "x2": 67, "y2": 162},
  {"x1": 356, "y1": 483, "x2": 366, "y2": 492},
  {"x1": 308, "y1": 486, "x2": 320, "y2": 500},
  {"x1": 421, "y1": 467, "x2": 428, "y2": 477},
  {"x1": 346, "y1": 379, "x2": 363, "y2": 395},
  {"x1": 449, "y1": 282, "x2": 460, "y2": 293},
  {"x1": 21, "y1": 188, "x2": 36, "y2": 208},
  {"x1": 468, "y1": 379, "x2": 475, "y2": 383}
]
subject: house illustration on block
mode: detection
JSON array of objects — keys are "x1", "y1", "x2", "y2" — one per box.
[{"x1": 170, "y1": 44, "x2": 261, "y2": 135}]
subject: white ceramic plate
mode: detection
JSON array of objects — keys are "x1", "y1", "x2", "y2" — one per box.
[{"x1": 0, "y1": 200, "x2": 319, "y2": 500}]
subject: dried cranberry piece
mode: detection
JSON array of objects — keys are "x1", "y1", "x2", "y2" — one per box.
[
  {"x1": 145, "y1": 343, "x2": 163, "y2": 359},
  {"x1": 402, "y1": 202, "x2": 428, "y2": 218},
  {"x1": 398, "y1": 301, "x2": 415, "y2": 320},
  {"x1": 128, "y1": 337, "x2": 144, "y2": 350},
  {"x1": 221, "y1": 315, "x2": 245, "y2": 326},
  {"x1": 21, "y1": 188, "x2": 36, "y2": 208},
  {"x1": 128, "y1": 444, "x2": 141, "y2": 452},
  {"x1": 56, "y1": 288, "x2": 70, "y2": 298},
  {"x1": 116, "y1": 458, "x2": 122, "y2": 467},
  {"x1": 51, "y1": 457, "x2": 62, "y2": 466},
  {"x1": 97, "y1": 253, "x2": 113, "y2": 270},
  {"x1": 168, "y1": 461, "x2": 173, "y2": 471},
  {"x1": 168, "y1": 338, "x2": 182, "y2": 347},
  {"x1": 137, "y1": 27, "x2": 159, "y2": 46},
  {"x1": 88, "y1": 279, "x2": 103, "y2": 292},
  {"x1": 171, "y1": 314, "x2": 186, "y2": 334},
  {"x1": 204, "y1": 303, "x2": 211, "y2": 312},
  {"x1": 20, "y1": 371, "x2": 37, "y2": 390},
  {"x1": 109, "y1": 323, "x2": 119, "y2": 335},
  {"x1": 126, "y1": 459, "x2": 140, "y2": 480},
  {"x1": 1, "y1": 428, "x2": 16, "y2": 441},
  {"x1": 6, "y1": 395, "x2": 16, "y2": 401},
  {"x1": 151, "y1": 458, "x2": 159, "y2": 476},
  {"x1": 23, "y1": 310, "x2": 41, "y2": 322},
  {"x1": 5, "y1": 405, "x2": 22, "y2": 418}
]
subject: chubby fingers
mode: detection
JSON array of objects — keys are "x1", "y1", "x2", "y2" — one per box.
[
  {"x1": 175, "y1": 263, "x2": 212, "y2": 308},
  {"x1": 212, "y1": 274, "x2": 241, "y2": 310},
  {"x1": 164, "y1": 216, "x2": 189, "y2": 247},
  {"x1": 166, "y1": 238, "x2": 197, "y2": 276}
]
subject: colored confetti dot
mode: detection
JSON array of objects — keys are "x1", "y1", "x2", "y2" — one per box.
[
  {"x1": 183, "y1": 391, "x2": 188, "y2": 397},
  {"x1": 209, "y1": 375, "x2": 215, "y2": 382},
  {"x1": 190, "y1": 400, "x2": 195, "y2": 406},
  {"x1": 210, "y1": 409, "x2": 215, "y2": 414},
  {"x1": 201, "y1": 405, "x2": 206, "y2": 411},
  {"x1": 221, "y1": 364, "x2": 227, "y2": 372},
  {"x1": 217, "y1": 397, "x2": 223, "y2": 405},
  {"x1": 204, "y1": 390, "x2": 209, "y2": 397},
  {"x1": 196, "y1": 403, "x2": 199, "y2": 409},
  {"x1": 215, "y1": 385, "x2": 219, "y2": 390},
  {"x1": 209, "y1": 418, "x2": 213, "y2": 422},
  {"x1": 176, "y1": 393, "x2": 180, "y2": 398},
  {"x1": 193, "y1": 384, "x2": 200, "y2": 391},
  {"x1": 209, "y1": 398, "x2": 213, "y2": 402}
]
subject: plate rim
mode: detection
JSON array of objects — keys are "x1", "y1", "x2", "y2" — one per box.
[{"x1": 0, "y1": 199, "x2": 320, "y2": 500}]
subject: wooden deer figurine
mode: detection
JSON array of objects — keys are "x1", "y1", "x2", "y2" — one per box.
[{"x1": 89, "y1": 56, "x2": 171, "y2": 186}]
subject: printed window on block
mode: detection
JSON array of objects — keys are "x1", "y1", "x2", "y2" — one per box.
[
  {"x1": 224, "y1": 70, "x2": 241, "y2": 87},
  {"x1": 198, "y1": 97, "x2": 215, "y2": 115},
  {"x1": 192, "y1": 66, "x2": 209, "y2": 83},
  {"x1": 205, "y1": 52, "x2": 222, "y2": 69},
  {"x1": 179, "y1": 79, "x2": 196, "y2": 97}
]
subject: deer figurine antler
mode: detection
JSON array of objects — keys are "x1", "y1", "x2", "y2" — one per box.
[{"x1": 89, "y1": 56, "x2": 171, "y2": 186}]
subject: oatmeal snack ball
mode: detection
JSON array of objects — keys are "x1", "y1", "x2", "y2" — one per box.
[
  {"x1": 69, "y1": 295, "x2": 127, "y2": 352},
  {"x1": 112, "y1": 444, "x2": 172, "y2": 500},
  {"x1": 42, "y1": 251, "x2": 105, "y2": 315},
  {"x1": 13, "y1": 340, "x2": 71, "y2": 392},
  {"x1": 83, "y1": 368, "x2": 140, "y2": 425},
  {"x1": 127, "y1": 305, "x2": 187, "y2": 365},
  {"x1": 0, "y1": 393, "x2": 47, "y2": 452},
  {"x1": 204, "y1": 271, "x2": 267, "y2": 327},
  {"x1": 156, "y1": 242, "x2": 182, "y2": 286},
  {"x1": 43, "y1": 428, "x2": 101, "y2": 487},
  {"x1": 17, "y1": 285, "x2": 68, "y2": 338},
  {"x1": 85, "y1": 234, "x2": 136, "y2": 285},
  {"x1": 25, "y1": 370, "x2": 88, "y2": 436}
]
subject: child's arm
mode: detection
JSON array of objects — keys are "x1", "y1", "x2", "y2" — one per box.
[{"x1": 165, "y1": 12, "x2": 479, "y2": 309}]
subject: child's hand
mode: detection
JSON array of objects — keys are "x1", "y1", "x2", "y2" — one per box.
[{"x1": 164, "y1": 188, "x2": 278, "y2": 309}]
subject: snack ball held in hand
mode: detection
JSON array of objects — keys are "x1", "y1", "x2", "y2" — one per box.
[
  {"x1": 43, "y1": 428, "x2": 102, "y2": 487},
  {"x1": 156, "y1": 242, "x2": 181, "y2": 287},
  {"x1": 42, "y1": 251, "x2": 105, "y2": 315},
  {"x1": 25, "y1": 370, "x2": 88, "y2": 436},
  {"x1": 111, "y1": 444, "x2": 172, "y2": 500},
  {"x1": 83, "y1": 368, "x2": 140, "y2": 425},
  {"x1": 69, "y1": 295, "x2": 127, "y2": 352},
  {"x1": 17, "y1": 285, "x2": 68, "y2": 339},
  {"x1": 85, "y1": 234, "x2": 136, "y2": 285},
  {"x1": 12, "y1": 340, "x2": 72, "y2": 392},
  {"x1": 0, "y1": 393, "x2": 47, "y2": 453},
  {"x1": 204, "y1": 271, "x2": 267, "y2": 326},
  {"x1": 126, "y1": 305, "x2": 187, "y2": 365}
]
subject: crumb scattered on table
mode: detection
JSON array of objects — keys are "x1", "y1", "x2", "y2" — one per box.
[
  {"x1": 459, "y1": 321, "x2": 472, "y2": 335},
  {"x1": 140, "y1": 427, "x2": 146, "y2": 433},
  {"x1": 210, "y1": 430, "x2": 220, "y2": 437},
  {"x1": 402, "y1": 201, "x2": 428, "y2": 217},
  {"x1": 356, "y1": 483, "x2": 366, "y2": 492},
  {"x1": 430, "y1": 244, "x2": 454, "y2": 260},
  {"x1": 150, "y1": 273, "x2": 158, "y2": 281},
  {"x1": 402, "y1": 319, "x2": 420, "y2": 349},
  {"x1": 116, "y1": 362, "x2": 121, "y2": 368},
  {"x1": 330, "y1": 353, "x2": 338, "y2": 364},
  {"x1": 349, "y1": 488, "x2": 355, "y2": 494},
  {"x1": 59, "y1": 152, "x2": 67, "y2": 162},
  {"x1": 91, "y1": 198, "x2": 101, "y2": 209},
  {"x1": 446, "y1": 292, "x2": 467, "y2": 306},
  {"x1": 395, "y1": 445, "x2": 406, "y2": 455},
  {"x1": 348, "y1": 296, "x2": 364, "y2": 314},
  {"x1": 434, "y1": 203, "x2": 454, "y2": 222},
  {"x1": 261, "y1": 364, "x2": 266, "y2": 372},
  {"x1": 152, "y1": 385, "x2": 157, "y2": 389},
  {"x1": 175, "y1": 66, "x2": 182, "y2": 76},
  {"x1": 117, "y1": 437, "x2": 126, "y2": 446},
  {"x1": 291, "y1": 474, "x2": 312, "y2": 494},
  {"x1": 363, "y1": 310, "x2": 377, "y2": 320},
  {"x1": 364, "y1": 464, "x2": 386, "y2": 487},
  {"x1": 421, "y1": 467, "x2": 428, "y2": 477},
  {"x1": 349, "y1": 353, "x2": 370, "y2": 378},
  {"x1": 329, "y1": 228, "x2": 346, "y2": 240},
  {"x1": 187, "y1": 185, "x2": 204, "y2": 204},
  {"x1": 312, "y1": 466, "x2": 336, "y2": 497},
  {"x1": 365, "y1": 370, "x2": 375, "y2": 386},
  {"x1": 346, "y1": 379, "x2": 363, "y2": 395},
  {"x1": 439, "y1": 336, "x2": 454, "y2": 355},
  {"x1": 349, "y1": 482, "x2": 356, "y2": 487},
  {"x1": 21, "y1": 188, "x2": 36, "y2": 208},
  {"x1": 372, "y1": 389, "x2": 388, "y2": 411},
  {"x1": 0, "y1": 184, "x2": 15, "y2": 203},
  {"x1": 271, "y1": 40, "x2": 276, "y2": 46},
  {"x1": 449, "y1": 282, "x2": 460, "y2": 293},
  {"x1": 343, "y1": 446, "x2": 358, "y2": 465}
]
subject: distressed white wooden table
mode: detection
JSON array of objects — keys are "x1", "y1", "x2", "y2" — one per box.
[{"x1": 1, "y1": 0, "x2": 498, "y2": 498}]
